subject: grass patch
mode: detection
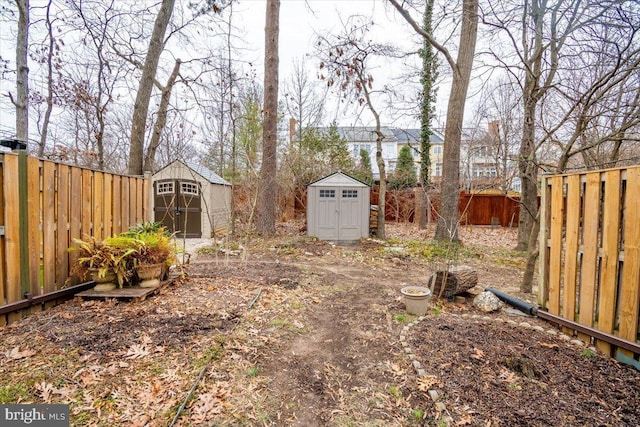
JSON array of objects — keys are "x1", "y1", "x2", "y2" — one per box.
[
  {"x1": 246, "y1": 366, "x2": 259, "y2": 377},
  {"x1": 394, "y1": 313, "x2": 410, "y2": 324},
  {"x1": 388, "y1": 385, "x2": 402, "y2": 399},
  {"x1": 0, "y1": 383, "x2": 31, "y2": 404},
  {"x1": 580, "y1": 348, "x2": 597, "y2": 358}
]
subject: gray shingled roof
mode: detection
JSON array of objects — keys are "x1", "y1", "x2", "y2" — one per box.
[
  {"x1": 336, "y1": 127, "x2": 398, "y2": 142},
  {"x1": 391, "y1": 128, "x2": 444, "y2": 144},
  {"x1": 185, "y1": 161, "x2": 232, "y2": 186}
]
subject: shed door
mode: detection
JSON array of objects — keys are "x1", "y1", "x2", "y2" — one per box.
[
  {"x1": 154, "y1": 179, "x2": 202, "y2": 238},
  {"x1": 316, "y1": 187, "x2": 362, "y2": 241}
]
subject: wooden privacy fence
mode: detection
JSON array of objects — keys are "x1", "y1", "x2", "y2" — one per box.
[
  {"x1": 0, "y1": 152, "x2": 151, "y2": 325},
  {"x1": 539, "y1": 165, "x2": 640, "y2": 362}
]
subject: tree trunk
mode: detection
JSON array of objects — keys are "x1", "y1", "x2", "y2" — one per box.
[
  {"x1": 256, "y1": 0, "x2": 280, "y2": 234},
  {"x1": 521, "y1": 211, "x2": 540, "y2": 293},
  {"x1": 129, "y1": 0, "x2": 175, "y2": 176},
  {"x1": 15, "y1": 0, "x2": 29, "y2": 145},
  {"x1": 429, "y1": 265, "x2": 478, "y2": 298},
  {"x1": 434, "y1": 0, "x2": 478, "y2": 242},
  {"x1": 516, "y1": 90, "x2": 539, "y2": 251},
  {"x1": 143, "y1": 59, "x2": 181, "y2": 173}
]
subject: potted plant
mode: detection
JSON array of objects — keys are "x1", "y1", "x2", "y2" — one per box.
[
  {"x1": 124, "y1": 222, "x2": 176, "y2": 287},
  {"x1": 70, "y1": 237, "x2": 139, "y2": 291}
]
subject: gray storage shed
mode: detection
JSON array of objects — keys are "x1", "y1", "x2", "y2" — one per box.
[
  {"x1": 307, "y1": 172, "x2": 371, "y2": 242},
  {"x1": 152, "y1": 160, "x2": 232, "y2": 238}
]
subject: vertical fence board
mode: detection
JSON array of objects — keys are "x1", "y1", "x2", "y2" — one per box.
[
  {"x1": 56, "y1": 165, "x2": 70, "y2": 289},
  {"x1": 619, "y1": 167, "x2": 640, "y2": 358},
  {"x1": 81, "y1": 169, "x2": 92, "y2": 239},
  {"x1": 93, "y1": 172, "x2": 104, "y2": 241},
  {"x1": 548, "y1": 176, "x2": 564, "y2": 315},
  {"x1": 69, "y1": 167, "x2": 82, "y2": 270},
  {"x1": 136, "y1": 178, "x2": 143, "y2": 224},
  {"x1": 103, "y1": 174, "x2": 113, "y2": 238},
  {"x1": 122, "y1": 177, "x2": 130, "y2": 230},
  {"x1": 143, "y1": 177, "x2": 151, "y2": 221},
  {"x1": 578, "y1": 173, "x2": 601, "y2": 331},
  {"x1": 42, "y1": 161, "x2": 56, "y2": 293},
  {"x1": 4, "y1": 156, "x2": 20, "y2": 303},
  {"x1": 112, "y1": 176, "x2": 122, "y2": 235},
  {"x1": 129, "y1": 178, "x2": 137, "y2": 227},
  {"x1": 562, "y1": 175, "x2": 581, "y2": 332},
  {"x1": 27, "y1": 158, "x2": 41, "y2": 297},
  {"x1": 596, "y1": 170, "x2": 622, "y2": 355},
  {"x1": 538, "y1": 176, "x2": 551, "y2": 307}
]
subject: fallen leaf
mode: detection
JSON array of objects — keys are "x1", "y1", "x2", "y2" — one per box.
[
  {"x1": 539, "y1": 342, "x2": 559, "y2": 349},
  {"x1": 417, "y1": 375, "x2": 441, "y2": 391},
  {"x1": 4, "y1": 346, "x2": 36, "y2": 360},
  {"x1": 457, "y1": 414, "x2": 473, "y2": 425},
  {"x1": 471, "y1": 347, "x2": 485, "y2": 360}
]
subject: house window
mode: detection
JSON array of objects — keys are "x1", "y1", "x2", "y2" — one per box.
[
  {"x1": 342, "y1": 189, "x2": 358, "y2": 198},
  {"x1": 433, "y1": 146, "x2": 442, "y2": 155},
  {"x1": 157, "y1": 181, "x2": 174, "y2": 195},
  {"x1": 181, "y1": 182, "x2": 199, "y2": 196},
  {"x1": 435, "y1": 163, "x2": 442, "y2": 176},
  {"x1": 353, "y1": 143, "x2": 371, "y2": 157},
  {"x1": 319, "y1": 189, "x2": 336, "y2": 198}
]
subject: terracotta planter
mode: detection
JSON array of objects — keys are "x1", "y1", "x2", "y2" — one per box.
[
  {"x1": 90, "y1": 268, "x2": 117, "y2": 292},
  {"x1": 400, "y1": 286, "x2": 432, "y2": 315},
  {"x1": 137, "y1": 263, "x2": 163, "y2": 288}
]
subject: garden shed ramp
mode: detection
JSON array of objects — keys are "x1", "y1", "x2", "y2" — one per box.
[
  {"x1": 307, "y1": 171, "x2": 371, "y2": 243},
  {"x1": 152, "y1": 160, "x2": 231, "y2": 238}
]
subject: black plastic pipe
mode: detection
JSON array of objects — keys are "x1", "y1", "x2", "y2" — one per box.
[{"x1": 485, "y1": 287, "x2": 536, "y2": 315}]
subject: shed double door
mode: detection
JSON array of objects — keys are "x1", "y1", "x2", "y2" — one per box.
[
  {"x1": 316, "y1": 187, "x2": 361, "y2": 241},
  {"x1": 153, "y1": 179, "x2": 202, "y2": 238}
]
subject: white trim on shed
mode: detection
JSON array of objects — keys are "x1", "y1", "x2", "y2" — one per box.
[{"x1": 307, "y1": 172, "x2": 371, "y2": 242}]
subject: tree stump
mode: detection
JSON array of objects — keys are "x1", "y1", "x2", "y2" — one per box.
[{"x1": 428, "y1": 265, "x2": 478, "y2": 298}]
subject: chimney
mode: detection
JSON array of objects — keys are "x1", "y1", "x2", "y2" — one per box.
[
  {"x1": 488, "y1": 120, "x2": 499, "y2": 138},
  {"x1": 289, "y1": 118, "x2": 296, "y2": 146}
]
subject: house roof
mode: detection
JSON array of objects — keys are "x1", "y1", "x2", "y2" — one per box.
[
  {"x1": 307, "y1": 171, "x2": 371, "y2": 188},
  {"x1": 392, "y1": 128, "x2": 444, "y2": 144},
  {"x1": 154, "y1": 160, "x2": 232, "y2": 186},
  {"x1": 335, "y1": 127, "x2": 398, "y2": 143}
]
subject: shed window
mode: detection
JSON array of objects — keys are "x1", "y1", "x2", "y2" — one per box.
[
  {"x1": 181, "y1": 182, "x2": 199, "y2": 196},
  {"x1": 319, "y1": 189, "x2": 335, "y2": 198},
  {"x1": 157, "y1": 181, "x2": 174, "y2": 195},
  {"x1": 342, "y1": 189, "x2": 358, "y2": 198}
]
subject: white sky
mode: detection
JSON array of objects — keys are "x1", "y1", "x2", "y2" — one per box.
[{"x1": 0, "y1": 0, "x2": 462, "y2": 141}]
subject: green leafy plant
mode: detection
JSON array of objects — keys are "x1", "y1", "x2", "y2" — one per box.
[
  {"x1": 580, "y1": 348, "x2": 597, "y2": 358},
  {"x1": 70, "y1": 237, "x2": 139, "y2": 287}
]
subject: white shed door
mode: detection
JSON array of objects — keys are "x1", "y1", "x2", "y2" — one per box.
[{"x1": 316, "y1": 188, "x2": 362, "y2": 241}]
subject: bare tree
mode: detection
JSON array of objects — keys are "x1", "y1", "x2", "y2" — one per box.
[
  {"x1": 390, "y1": 0, "x2": 479, "y2": 241},
  {"x1": 315, "y1": 16, "x2": 396, "y2": 239},
  {"x1": 256, "y1": 0, "x2": 280, "y2": 233},
  {"x1": 12, "y1": 0, "x2": 29, "y2": 144},
  {"x1": 282, "y1": 58, "x2": 326, "y2": 143},
  {"x1": 129, "y1": 0, "x2": 175, "y2": 175}
]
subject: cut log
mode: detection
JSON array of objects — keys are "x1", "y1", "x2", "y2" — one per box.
[{"x1": 428, "y1": 265, "x2": 478, "y2": 298}]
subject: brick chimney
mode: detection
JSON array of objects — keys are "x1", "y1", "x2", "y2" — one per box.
[
  {"x1": 488, "y1": 120, "x2": 499, "y2": 138},
  {"x1": 289, "y1": 118, "x2": 296, "y2": 146}
]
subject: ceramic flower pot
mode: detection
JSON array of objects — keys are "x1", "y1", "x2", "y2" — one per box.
[
  {"x1": 137, "y1": 263, "x2": 163, "y2": 288},
  {"x1": 90, "y1": 268, "x2": 117, "y2": 292},
  {"x1": 400, "y1": 286, "x2": 432, "y2": 315}
]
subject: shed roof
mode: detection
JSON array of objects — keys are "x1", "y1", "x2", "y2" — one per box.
[
  {"x1": 307, "y1": 171, "x2": 370, "y2": 188},
  {"x1": 154, "y1": 160, "x2": 232, "y2": 186}
]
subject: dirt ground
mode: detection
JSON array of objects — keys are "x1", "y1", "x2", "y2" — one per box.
[{"x1": 1, "y1": 223, "x2": 639, "y2": 426}]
